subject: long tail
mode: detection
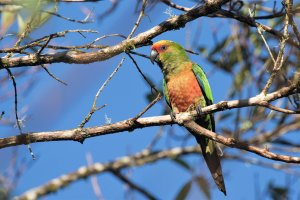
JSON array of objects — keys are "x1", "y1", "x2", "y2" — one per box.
[
  {"x1": 184, "y1": 118, "x2": 226, "y2": 195},
  {"x1": 195, "y1": 134, "x2": 226, "y2": 195},
  {"x1": 187, "y1": 122, "x2": 226, "y2": 195}
]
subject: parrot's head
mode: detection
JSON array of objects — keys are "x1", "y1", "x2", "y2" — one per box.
[{"x1": 150, "y1": 40, "x2": 189, "y2": 74}]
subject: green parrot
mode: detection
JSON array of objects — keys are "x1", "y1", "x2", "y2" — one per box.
[{"x1": 150, "y1": 40, "x2": 226, "y2": 195}]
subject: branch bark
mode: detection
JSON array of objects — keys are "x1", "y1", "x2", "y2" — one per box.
[
  {"x1": 0, "y1": 0, "x2": 230, "y2": 69},
  {"x1": 182, "y1": 121, "x2": 300, "y2": 163},
  {"x1": 0, "y1": 82, "x2": 298, "y2": 154}
]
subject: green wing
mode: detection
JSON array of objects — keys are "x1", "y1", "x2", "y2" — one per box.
[
  {"x1": 192, "y1": 63, "x2": 214, "y2": 105},
  {"x1": 163, "y1": 79, "x2": 171, "y2": 109},
  {"x1": 192, "y1": 63, "x2": 215, "y2": 131},
  {"x1": 191, "y1": 64, "x2": 226, "y2": 194}
]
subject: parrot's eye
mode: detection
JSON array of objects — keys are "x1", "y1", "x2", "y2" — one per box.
[{"x1": 160, "y1": 45, "x2": 167, "y2": 51}]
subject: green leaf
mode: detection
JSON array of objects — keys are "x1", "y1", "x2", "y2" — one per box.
[
  {"x1": 175, "y1": 180, "x2": 192, "y2": 200},
  {"x1": 195, "y1": 176, "x2": 211, "y2": 200}
]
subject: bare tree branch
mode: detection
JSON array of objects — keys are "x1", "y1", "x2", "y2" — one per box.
[
  {"x1": 0, "y1": 82, "x2": 298, "y2": 163},
  {"x1": 127, "y1": 0, "x2": 148, "y2": 39},
  {"x1": 211, "y1": 9, "x2": 300, "y2": 49},
  {"x1": 131, "y1": 92, "x2": 162, "y2": 122},
  {"x1": 4, "y1": 68, "x2": 35, "y2": 159},
  {"x1": 160, "y1": 0, "x2": 191, "y2": 12},
  {"x1": 14, "y1": 147, "x2": 199, "y2": 200},
  {"x1": 1, "y1": 1, "x2": 300, "y2": 198},
  {"x1": 79, "y1": 58, "x2": 125, "y2": 128},
  {"x1": 261, "y1": 7, "x2": 289, "y2": 95},
  {"x1": 182, "y1": 121, "x2": 300, "y2": 164},
  {"x1": 41, "y1": 9, "x2": 93, "y2": 24},
  {"x1": 0, "y1": 0, "x2": 230, "y2": 69},
  {"x1": 0, "y1": 29, "x2": 98, "y2": 54}
]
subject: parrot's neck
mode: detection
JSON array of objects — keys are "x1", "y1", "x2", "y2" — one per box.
[{"x1": 160, "y1": 61, "x2": 192, "y2": 81}]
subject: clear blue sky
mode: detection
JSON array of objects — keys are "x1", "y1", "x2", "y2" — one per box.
[{"x1": 0, "y1": 1, "x2": 299, "y2": 200}]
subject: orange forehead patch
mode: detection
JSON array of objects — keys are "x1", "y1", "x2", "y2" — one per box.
[
  {"x1": 151, "y1": 43, "x2": 162, "y2": 50},
  {"x1": 152, "y1": 41, "x2": 169, "y2": 53}
]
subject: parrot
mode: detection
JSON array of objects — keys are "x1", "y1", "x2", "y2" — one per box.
[{"x1": 150, "y1": 40, "x2": 226, "y2": 195}]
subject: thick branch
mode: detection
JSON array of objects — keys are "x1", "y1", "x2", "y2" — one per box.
[
  {"x1": 0, "y1": 0, "x2": 229, "y2": 69},
  {"x1": 0, "y1": 83, "x2": 298, "y2": 149}
]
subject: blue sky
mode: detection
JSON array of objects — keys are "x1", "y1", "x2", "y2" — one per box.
[{"x1": 0, "y1": 1, "x2": 299, "y2": 199}]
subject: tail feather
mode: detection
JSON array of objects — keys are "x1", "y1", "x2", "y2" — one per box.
[
  {"x1": 195, "y1": 134, "x2": 227, "y2": 195},
  {"x1": 183, "y1": 115, "x2": 226, "y2": 194}
]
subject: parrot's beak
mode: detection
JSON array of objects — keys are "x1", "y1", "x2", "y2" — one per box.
[{"x1": 150, "y1": 49, "x2": 158, "y2": 64}]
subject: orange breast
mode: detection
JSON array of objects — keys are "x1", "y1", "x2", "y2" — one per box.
[{"x1": 167, "y1": 69, "x2": 203, "y2": 112}]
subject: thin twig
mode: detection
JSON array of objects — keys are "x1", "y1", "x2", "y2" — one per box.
[
  {"x1": 290, "y1": 19, "x2": 300, "y2": 45},
  {"x1": 127, "y1": 0, "x2": 147, "y2": 39},
  {"x1": 0, "y1": 34, "x2": 14, "y2": 41},
  {"x1": 129, "y1": 51, "x2": 150, "y2": 60},
  {"x1": 30, "y1": 29, "x2": 98, "y2": 44},
  {"x1": 184, "y1": 48, "x2": 200, "y2": 55},
  {"x1": 261, "y1": 10, "x2": 289, "y2": 95},
  {"x1": 160, "y1": 0, "x2": 191, "y2": 12},
  {"x1": 111, "y1": 170, "x2": 157, "y2": 200},
  {"x1": 250, "y1": 6, "x2": 292, "y2": 101},
  {"x1": 42, "y1": 9, "x2": 93, "y2": 24},
  {"x1": 260, "y1": 101, "x2": 300, "y2": 114},
  {"x1": 36, "y1": 35, "x2": 53, "y2": 55},
  {"x1": 4, "y1": 68, "x2": 35, "y2": 159},
  {"x1": 255, "y1": 24, "x2": 276, "y2": 63},
  {"x1": 86, "y1": 34, "x2": 126, "y2": 48},
  {"x1": 126, "y1": 53, "x2": 158, "y2": 93},
  {"x1": 131, "y1": 93, "x2": 162, "y2": 122},
  {"x1": 284, "y1": 0, "x2": 300, "y2": 45},
  {"x1": 0, "y1": 29, "x2": 98, "y2": 54},
  {"x1": 41, "y1": 65, "x2": 67, "y2": 86},
  {"x1": 79, "y1": 58, "x2": 125, "y2": 128},
  {"x1": 211, "y1": 9, "x2": 299, "y2": 49}
]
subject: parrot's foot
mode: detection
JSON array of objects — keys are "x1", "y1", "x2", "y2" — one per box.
[
  {"x1": 170, "y1": 111, "x2": 177, "y2": 122},
  {"x1": 196, "y1": 105, "x2": 204, "y2": 118}
]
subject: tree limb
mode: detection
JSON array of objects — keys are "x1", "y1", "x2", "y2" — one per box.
[
  {"x1": 0, "y1": 82, "x2": 298, "y2": 153},
  {"x1": 182, "y1": 121, "x2": 300, "y2": 164},
  {"x1": 0, "y1": 0, "x2": 230, "y2": 69}
]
